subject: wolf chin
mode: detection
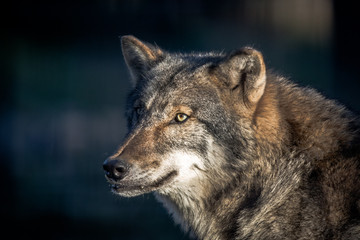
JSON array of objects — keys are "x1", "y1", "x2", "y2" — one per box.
[{"x1": 103, "y1": 36, "x2": 360, "y2": 239}]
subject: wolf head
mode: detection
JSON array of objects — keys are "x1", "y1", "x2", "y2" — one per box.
[{"x1": 103, "y1": 36, "x2": 267, "y2": 197}]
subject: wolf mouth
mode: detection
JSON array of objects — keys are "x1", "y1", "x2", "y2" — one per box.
[{"x1": 110, "y1": 170, "x2": 178, "y2": 195}]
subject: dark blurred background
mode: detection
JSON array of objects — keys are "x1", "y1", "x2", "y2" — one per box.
[{"x1": 1, "y1": 0, "x2": 359, "y2": 239}]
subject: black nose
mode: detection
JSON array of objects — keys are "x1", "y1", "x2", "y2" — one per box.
[{"x1": 103, "y1": 158, "x2": 130, "y2": 181}]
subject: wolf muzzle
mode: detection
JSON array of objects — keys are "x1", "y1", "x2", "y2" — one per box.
[{"x1": 103, "y1": 157, "x2": 131, "y2": 182}]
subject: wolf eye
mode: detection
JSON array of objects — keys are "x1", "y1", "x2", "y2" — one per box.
[{"x1": 175, "y1": 113, "x2": 189, "y2": 123}]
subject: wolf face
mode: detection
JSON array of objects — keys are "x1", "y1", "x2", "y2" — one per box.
[{"x1": 103, "y1": 36, "x2": 265, "y2": 198}]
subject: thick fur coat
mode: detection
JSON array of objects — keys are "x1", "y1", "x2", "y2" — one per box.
[{"x1": 103, "y1": 36, "x2": 360, "y2": 239}]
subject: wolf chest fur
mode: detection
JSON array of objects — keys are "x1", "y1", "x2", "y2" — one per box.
[{"x1": 103, "y1": 36, "x2": 360, "y2": 240}]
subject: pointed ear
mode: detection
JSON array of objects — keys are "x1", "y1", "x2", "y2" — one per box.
[
  {"x1": 121, "y1": 35, "x2": 164, "y2": 84},
  {"x1": 212, "y1": 48, "x2": 266, "y2": 105}
]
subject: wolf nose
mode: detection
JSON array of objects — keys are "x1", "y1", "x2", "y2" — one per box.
[{"x1": 103, "y1": 158, "x2": 130, "y2": 181}]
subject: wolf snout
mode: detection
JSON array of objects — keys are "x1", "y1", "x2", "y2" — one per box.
[{"x1": 103, "y1": 158, "x2": 130, "y2": 181}]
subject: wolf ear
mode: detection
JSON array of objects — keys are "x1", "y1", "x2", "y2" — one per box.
[
  {"x1": 213, "y1": 48, "x2": 266, "y2": 105},
  {"x1": 121, "y1": 35, "x2": 164, "y2": 84}
]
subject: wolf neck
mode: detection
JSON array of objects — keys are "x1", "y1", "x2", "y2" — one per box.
[
  {"x1": 155, "y1": 176, "x2": 244, "y2": 240},
  {"x1": 254, "y1": 75, "x2": 356, "y2": 159},
  {"x1": 155, "y1": 191, "x2": 208, "y2": 238}
]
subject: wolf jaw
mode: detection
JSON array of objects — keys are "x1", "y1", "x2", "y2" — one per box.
[
  {"x1": 108, "y1": 151, "x2": 207, "y2": 197},
  {"x1": 108, "y1": 170, "x2": 178, "y2": 197},
  {"x1": 104, "y1": 36, "x2": 360, "y2": 240}
]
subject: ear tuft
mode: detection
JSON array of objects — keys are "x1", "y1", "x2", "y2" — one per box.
[{"x1": 121, "y1": 35, "x2": 164, "y2": 84}]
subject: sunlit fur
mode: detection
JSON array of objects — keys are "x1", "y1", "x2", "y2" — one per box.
[{"x1": 105, "y1": 36, "x2": 360, "y2": 240}]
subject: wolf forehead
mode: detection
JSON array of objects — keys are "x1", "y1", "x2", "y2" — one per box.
[{"x1": 131, "y1": 54, "x2": 225, "y2": 103}]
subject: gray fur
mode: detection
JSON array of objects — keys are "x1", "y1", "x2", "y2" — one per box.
[{"x1": 103, "y1": 36, "x2": 360, "y2": 240}]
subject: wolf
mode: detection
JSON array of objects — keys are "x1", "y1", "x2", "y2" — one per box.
[{"x1": 103, "y1": 35, "x2": 360, "y2": 239}]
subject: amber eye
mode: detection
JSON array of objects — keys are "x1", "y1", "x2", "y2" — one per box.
[{"x1": 175, "y1": 113, "x2": 189, "y2": 123}]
